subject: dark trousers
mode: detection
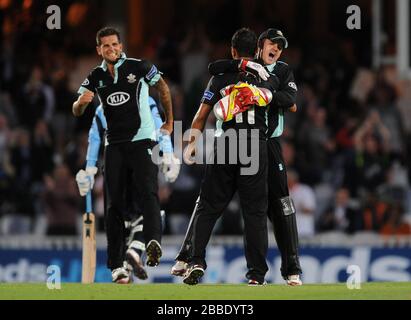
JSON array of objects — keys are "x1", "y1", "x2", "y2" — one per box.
[
  {"x1": 104, "y1": 139, "x2": 161, "y2": 270},
  {"x1": 191, "y1": 139, "x2": 268, "y2": 283},
  {"x1": 267, "y1": 138, "x2": 302, "y2": 278},
  {"x1": 177, "y1": 138, "x2": 302, "y2": 280},
  {"x1": 102, "y1": 165, "x2": 144, "y2": 249}
]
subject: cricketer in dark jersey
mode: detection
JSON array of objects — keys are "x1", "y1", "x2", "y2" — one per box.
[
  {"x1": 182, "y1": 52, "x2": 280, "y2": 285},
  {"x1": 206, "y1": 34, "x2": 302, "y2": 281},
  {"x1": 176, "y1": 29, "x2": 302, "y2": 285},
  {"x1": 77, "y1": 52, "x2": 165, "y2": 273}
]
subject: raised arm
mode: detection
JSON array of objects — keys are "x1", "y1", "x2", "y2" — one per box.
[
  {"x1": 208, "y1": 59, "x2": 239, "y2": 75},
  {"x1": 208, "y1": 59, "x2": 269, "y2": 80},
  {"x1": 73, "y1": 72, "x2": 96, "y2": 117},
  {"x1": 73, "y1": 90, "x2": 94, "y2": 116}
]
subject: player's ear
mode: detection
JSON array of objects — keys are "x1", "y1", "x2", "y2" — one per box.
[
  {"x1": 257, "y1": 48, "x2": 262, "y2": 59},
  {"x1": 119, "y1": 42, "x2": 123, "y2": 52},
  {"x1": 96, "y1": 45, "x2": 102, "y2": 56},
  {"x1": 231, "y1": 47, "x2": 239, "y2": 59}
]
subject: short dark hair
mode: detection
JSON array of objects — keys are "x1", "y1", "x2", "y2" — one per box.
[
  {"x1": 96, "y1": 27, "x2": 121, "y2": 46},
  {"x1": 231, "y1": 28, "x2": 257, "y2": 58}
]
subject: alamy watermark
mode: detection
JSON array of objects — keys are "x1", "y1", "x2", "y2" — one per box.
[
  {"x1": 151, "y1": 121, "x2": 261, "y2": 176},
  {"x1": 346, "y1": 5, "x2": 361, "y2": 30},
  {"x1": 46, "y1": 5, "x2": 61, "y2": 30},
  {"x1": 346, "y1": 265, "x2": 361, "y2": 289},
  {"x1": 46, "y1": 265, "x2": 61, "y2": 289}
]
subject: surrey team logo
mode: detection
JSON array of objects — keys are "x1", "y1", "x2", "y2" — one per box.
[
  {"x1": 107, "y1": 92, "x2": 130, "y2": 106},
  {"x1": 127, "y1": 73, "x2": 136, "y2": 83},
  {"x1": 81, "y1": 78, "x2": 90, "y2": 86}
]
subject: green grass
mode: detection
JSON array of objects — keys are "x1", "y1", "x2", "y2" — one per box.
[{"x1": 0, "y1": 282, "x2": 410, "y2": 300}]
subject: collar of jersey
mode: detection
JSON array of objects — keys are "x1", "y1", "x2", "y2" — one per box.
[
  {"x1": 266, "y1": 62, "x2": 276, "y2": 73},
  {"x1": 100, "y1": 53, "x2": 127, "y2": 83}
]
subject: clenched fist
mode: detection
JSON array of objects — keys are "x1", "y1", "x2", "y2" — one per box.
[
  {"x1": 78, "y1": 91, "x2": 94, "y2": 105},
  {"x1": 73, "y1": 90, "x2": 94, "y2": 116}
]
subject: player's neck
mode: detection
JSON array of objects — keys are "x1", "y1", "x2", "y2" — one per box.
[{"x1": 107, "y1": 63, "x2": 115, "y2": 78}]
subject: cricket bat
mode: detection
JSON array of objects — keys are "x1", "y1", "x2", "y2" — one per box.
[{"x1": 81, "y1": 192, "x2": 96, "y2": 284}]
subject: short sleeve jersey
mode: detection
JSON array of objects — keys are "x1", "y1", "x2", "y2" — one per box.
[{"x1": 78, "y1": 53, "x2": 161, "y2": 144}]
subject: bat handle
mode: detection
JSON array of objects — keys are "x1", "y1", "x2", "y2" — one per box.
[{"x1": 86, "y1": 191, "x2": 92, "y2": 214}]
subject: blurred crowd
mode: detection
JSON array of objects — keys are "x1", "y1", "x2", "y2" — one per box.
[{"x1": 0, "y1": 1, "x2": 410, "y2": 237}]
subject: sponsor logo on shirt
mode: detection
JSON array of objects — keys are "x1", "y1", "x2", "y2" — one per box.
[
  {"x1": 107, "y1": 92, "x2": 130, "y2": 106},
  {"x1": 202, "y1": 90, "x2": 214, "y2": 101}
]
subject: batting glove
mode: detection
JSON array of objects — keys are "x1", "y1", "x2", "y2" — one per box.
[
  {"x1": 75, "y1": 170, "x2": 90, "y2": 196},
  {"x1": 161, "y1": 153, "x2": 181, "y2": 183},
  {"x1": 239, "y1": 59, "x2": 270, "y2": 81},
  {"x1": 75, "y1": 167, "x2": 98, "y2": 196}
]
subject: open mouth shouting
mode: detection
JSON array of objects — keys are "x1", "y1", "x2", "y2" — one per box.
[{"x1": 265, "y1": 50, "x2": 278, "y2": 64}]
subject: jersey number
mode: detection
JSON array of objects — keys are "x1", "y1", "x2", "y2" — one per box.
[{"x1": 235, "y1": 107, "x2": 255, "y2": 124}]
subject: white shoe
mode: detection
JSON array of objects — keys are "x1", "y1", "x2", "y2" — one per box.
[
  {"x1": 286, "y1": 274, "x2": 302, "y2": 286},
  {"x1": 171, "y1": 260, "x2": 188, "y2": 277},
  {"x1": 248, "y1": 279, "x2": 267, "y2": 286},
  {"x1": 112, "y1": 267, "x2": 131, "y2": 284},
  {"x1": 183, "y1": 264, "x2": 204, "y2": 286}
]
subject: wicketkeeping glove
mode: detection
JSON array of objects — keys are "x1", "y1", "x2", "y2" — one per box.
[
  {"x1": 239, "y1": 59, "x2": 270, "y2": 81},
  {"x1": 160, "y1": 153, "x2": 181, "y2": 183},
  {"x1": 75, "y1": 166, "x2": 98, "y2": 196}
]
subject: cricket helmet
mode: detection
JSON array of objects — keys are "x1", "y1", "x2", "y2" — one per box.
[{"x1": 258, "y1": 28, "x2": 288, "y2": 49}]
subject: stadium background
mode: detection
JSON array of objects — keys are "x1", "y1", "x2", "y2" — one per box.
[{"x1": 0, "y1": 0, "x2": 410, "y2": 284}]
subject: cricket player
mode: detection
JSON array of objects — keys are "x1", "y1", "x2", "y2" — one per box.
[
  {"x1": 255, "y1": 29, "x2": 302, "y2": 286},
  {"x1": 172, "y1": 28, "x2": 302, "y2": 286},
  {"x1": 73, "y1": 27, "x2": 174, "y2": 283},
  {"x1": 180, "y1": 28, "x2": 280, "y2": 286},
  {"x1": 76, "y1": 98, "x2": 179, "y2": 283}
]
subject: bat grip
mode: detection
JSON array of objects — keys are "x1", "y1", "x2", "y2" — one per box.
[{"x1": 86, "y1": 191, "x2": 92, "y2": 213}]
